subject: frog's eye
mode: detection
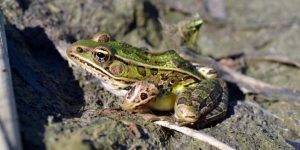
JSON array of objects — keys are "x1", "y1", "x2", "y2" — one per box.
[{"x1": 93, "y1": 47, "x2": 110, "y2": 63}]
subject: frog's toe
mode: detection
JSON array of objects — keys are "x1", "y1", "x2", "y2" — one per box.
[{"x1": 137, "y1": 113, "x2": 160, "y2": 122}]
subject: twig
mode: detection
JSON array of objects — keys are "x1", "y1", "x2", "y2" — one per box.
[
  {"x1": 180, "y1": 49, "x2": 300, "y2": 102},
  {"x1": 0, "y1": 11, "x2": 23, "y2": 150},
  {"x1": 246, "y1": 53, "x2": 300, "y2": 68},
  {"x1": 94, "y1": 109, "x2": 234, "y2": 149},
  {"x1": 216, "y1": 51, "x2": 300, "y2": 68},
  {"x1": 154, "y1": 121, "x2": 235, "y2": 150},
  {"x1": 0, "y1": 126, "x2": 9, "y2": 150},
  {"x1": 219, "y1": 64, "x2": 300, "y2": 102}
]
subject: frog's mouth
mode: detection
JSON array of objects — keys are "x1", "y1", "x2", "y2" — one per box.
[
  {"x1": 68, "y1": 53, "x2": 136, "y2": 96},
  {"x1": 69, "y1": 53, "x2": 136, "y2": 81},
  {"x1": 68, "y1": 53, "x2": 111, "y2": 79}
]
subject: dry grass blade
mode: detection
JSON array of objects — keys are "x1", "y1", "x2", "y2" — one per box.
[
  {"x1": 219, "y1": 64, "x2": 300, "y2": 102},
  {"x1": 179, "y1": 49, "x2": 300, "y2": 102},
  {"x1": 0, "y1": 11, "x2": 23, "y2": 150},
  {"x1": 246, "y1": 53, "x2": 300, "y2": 68},
  {"x1": 154, "y1": 121, "x2": 235, "y2": 150}
]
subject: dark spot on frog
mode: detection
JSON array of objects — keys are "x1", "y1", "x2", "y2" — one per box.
[
  {"x1": 177, "y1": 97, "x2": 187, "y2": 105},
  {"x1": 76, "y1": 47, "x2": 83, "y2": 53},
  {"x1": 140, "y1": 92, "x2": 148, "y2": 100},
  {"x1": 215, "y1": 106, "x2": 224, "y2": 112},
  {"x1": 167, "y1": 50, "x2": 176, "y2": 54},
  {"x1": 171, "y1": 78, "x2": 177, "y2": 84},
  {"x1": 137, "y1": 66, "x2": 146, "y2": 76},
  {"x1": 96, "y1": 100, "x2": 103, "y2": 106},
  {"x1": 157, "y1": 85, "x2": 164, "y2": 90},
  {"x1": 208, "y1": 69, "x2": 217, "y2": 75},
  {"x1": 120, "y1": 42, "x2": 131, "y2": 48},
  {"x1": 199, "y1": 100, "x2": 207, "y2": 110},
  {"x1": 126, "y1": 86, "x2": 136, "y2": 99},
  {"x1": 109, "y1": 64, "x2": 125, "y2": 76},
  {"x1": 192, "y1": 89, "x2": 201, "y2": 96},
  {"x1": 150, "y1": 68, "x2": 158, "y2": 75},
  {"x1": 123, "y1": 48, "x2": 133, "y2": 54},
  {"x1": 124, "y1": 86, "x2": 132, "y2": 90},
  {"x1": 161, "y1": 73, "x2": 168, "y2": 81}
]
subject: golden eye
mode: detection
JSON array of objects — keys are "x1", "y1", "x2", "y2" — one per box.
[{"x1": 94, "y1": 47, "x2": 110, "y2": 63}]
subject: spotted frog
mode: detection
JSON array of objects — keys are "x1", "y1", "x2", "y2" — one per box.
[{"x1": 66, "y1": 33, "x2": 228, "y2": 125}]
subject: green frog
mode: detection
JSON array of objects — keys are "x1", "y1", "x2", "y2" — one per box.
[{"x1": 66, "y1": 33, "x2": 228, "y2": 125}]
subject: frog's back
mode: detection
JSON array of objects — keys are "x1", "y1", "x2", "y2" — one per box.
[{"x1": 109, "y1": 41, "x2": 202, "y2": 79}]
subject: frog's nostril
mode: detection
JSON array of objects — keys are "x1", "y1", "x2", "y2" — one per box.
[{"x1": 76, "y1": 47, "x2": 83, "y2": 53}]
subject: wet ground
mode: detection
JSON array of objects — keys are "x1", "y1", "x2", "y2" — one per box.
[{"x1": 1, "y1": 0, "x2": 299, "y2": 149}]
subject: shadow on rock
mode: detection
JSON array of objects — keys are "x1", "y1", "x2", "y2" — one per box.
[
  {"x1": 226, "y1": 82, "x2": 243, "y2": 117},
  {"x1": 16, "y1": 0, "x2": 31, "y2": 11},
  {"x1": 6, "y1": 24, "x2": 84, "y2": 149}
]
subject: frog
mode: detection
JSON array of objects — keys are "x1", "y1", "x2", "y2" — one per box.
[{"x1": 66, "y1": 32, "x2": 228, "y2": 126}]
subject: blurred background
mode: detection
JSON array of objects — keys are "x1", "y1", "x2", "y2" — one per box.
[{"x1": 0, "y1": 0, "x2": 299, "y2": 149}]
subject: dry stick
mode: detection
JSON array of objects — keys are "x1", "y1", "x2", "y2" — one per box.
[
  {"x1": 0, "y1": 11, "x2": 23, "y2": 150},
  {"x1": 219, "y1": 64, "x2": 300, "y2": 102},
  {"x1": 216, "y1": 51, "x2": 300, "y2": 69},
  {"x1": 180, "y1": 50, "x2": 300, "y2": 102},
  {"x1": 246, "y1": 53, "x2": 300, "y2": 68},
  {"x1": 154, "y1": 121, "x2": 235, "y2": 150},
  {"x1": 0, "y1": 126, "x2": 9, "y2": 150},
  {"x1": 95, "y1": 109, "x2": 234, "y2": 150}
]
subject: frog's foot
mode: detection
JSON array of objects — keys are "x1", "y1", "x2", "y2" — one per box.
[
  {"x1": 175, "y1": 121, "x2": 195, "y2": 127},
  {"x1": 121, "y1": 81, "x2": 160, "y2": 112},
  {"x1": 192, "y1": 63, "x2": 218, "y2": 79},
  {"x1": 173, "y1": 79, "x2": 224, "y2": 125}
]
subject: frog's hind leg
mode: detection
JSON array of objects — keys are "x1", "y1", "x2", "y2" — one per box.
[
  {"x1": 194, "y1": 64, "x2": 229, "y2": 125},
  {"x1": 121, "y1": 81, "x2": 175, "y2": 122},
  {"x1": 173, "y1": 79, "x2": 226, "y2": 125},
  {"x1": 198, "y1": 80, "x2": 228, "y2": 127}
]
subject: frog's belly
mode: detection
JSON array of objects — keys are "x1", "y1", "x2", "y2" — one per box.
[{"x1": 147, "y1": 93, "x2": 177, "y2": 111}]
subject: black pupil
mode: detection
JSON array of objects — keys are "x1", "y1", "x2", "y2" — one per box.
[{"x1": 96, "y1": 52, "x2": 105, "y2": 59}]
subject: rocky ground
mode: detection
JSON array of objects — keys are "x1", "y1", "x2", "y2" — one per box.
[{"x1": 1, "y1": 0, "x2": 299, "y2": 149}]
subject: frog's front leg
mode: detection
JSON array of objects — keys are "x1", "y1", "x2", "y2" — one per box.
[
  {"x1": 173, "y1": 79, "x2": 225, "y2": 125},
  {"x1": 121, "y1": 81, "x2": 175, "y2": 122},
  {"x1": 121, "y1": 81, "x2": 159, "y2": 113}
]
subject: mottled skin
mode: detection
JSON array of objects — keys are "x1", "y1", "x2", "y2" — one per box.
[{"x1": 67, "y1": 33, "x2": 228, "y2": 125}]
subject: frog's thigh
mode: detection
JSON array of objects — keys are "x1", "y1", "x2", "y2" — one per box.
[
  {"x1": 173, "y1": 79, "x2": 223, "y2": 124},
  {"x1": 201, "y1": 79, "x2": 228, "y2": 123}
]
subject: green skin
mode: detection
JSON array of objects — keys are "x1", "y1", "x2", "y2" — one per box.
[{"x1": 66, "y1": 33, "x2": 228, "y2": 125}]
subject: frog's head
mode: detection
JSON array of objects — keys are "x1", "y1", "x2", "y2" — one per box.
[{"x1": 66, "y1": 33, "x2": 137, "y2": 96}]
